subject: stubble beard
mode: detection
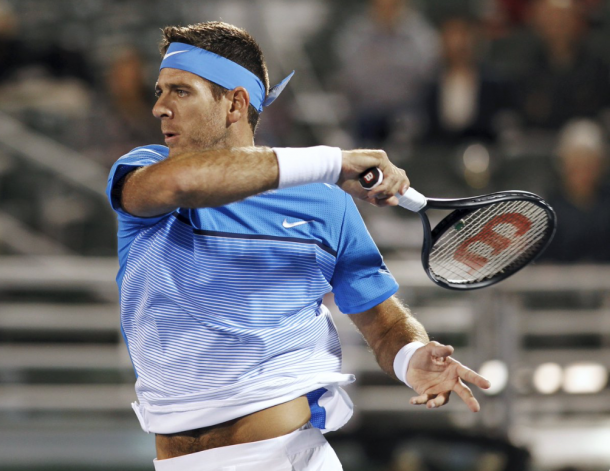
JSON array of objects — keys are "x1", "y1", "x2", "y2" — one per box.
[{"x1": 168, "y1": 111, "x2": 229, "y2": 157}]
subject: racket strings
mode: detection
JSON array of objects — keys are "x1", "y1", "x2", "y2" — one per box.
[
  {"x1": 433, "y1": 203, "x2": 549, "y2": 282},
  {"x1": 431, "y1": 200, "x2": 540, "y2": 261},
  {"x1": 429, "y1": 200, "x2": 551, "y2": 284},
  {"x1": 432, "y1": 224, "x2": 547, "y2": 282},
  {"x1": 431, "y1": 202, "x2": 548, "y2": 282}
]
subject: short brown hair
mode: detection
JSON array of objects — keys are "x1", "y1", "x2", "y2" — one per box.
[{"x1": 160, "y1": 22, "x2": 269, "y2": 133}]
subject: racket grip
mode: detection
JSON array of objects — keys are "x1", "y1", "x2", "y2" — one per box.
[
  {"x1": 359, "y1": 167, "x2": 427, "y2": 212},
  {"x1": 396, "y1": 187, "x2": 427, "y2": 212}
]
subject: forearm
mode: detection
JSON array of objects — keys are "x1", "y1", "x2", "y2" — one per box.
[
  {"x1": 350, "y1": 296, "x2": 429, "y2": 381},
  {"x1": 167, "y1": 146, "x2": 278, "y2": 207},
  {"x1": 122, "y1": 147, "x2": 278, "y2": 217},
  {"x1": 121, "y1": 145, "x2": 411, "y2": 218}
]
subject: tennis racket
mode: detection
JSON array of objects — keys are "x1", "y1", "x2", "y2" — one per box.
[{"x1": 359, "y1": 168, "x2": 557, "y2": 290}]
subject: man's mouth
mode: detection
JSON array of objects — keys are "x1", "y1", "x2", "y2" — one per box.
[{"x1": 164, "y1": 132, "x2": 180, "y2": 142}]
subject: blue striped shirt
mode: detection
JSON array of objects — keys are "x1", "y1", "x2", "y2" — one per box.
[{"x1": 106, "y1": 145, "x2": 398, "y2": 434}]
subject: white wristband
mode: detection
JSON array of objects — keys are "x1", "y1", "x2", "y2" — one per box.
[
  {"x1": 393, "y1": 341, "x2": 426, "y2": 388},
  {"x1": 273, "y1": 146, "x2": 342, "y2": 189}
]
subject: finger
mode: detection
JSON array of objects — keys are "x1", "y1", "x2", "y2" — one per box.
[
  {"x1": 387, "y1": 175, "x2": 407, "y2": 198},
  {"x1": 455, "y1": 361, "x2": 491, "y2": 389},
  {"x1": 388, "y1": 166, "x2": 409, "y2": 194},
  {"x1": 370, "y1": 182, "x2": 400, "y2": 200},
  {"x1": 368, "y1": 194, "x2": 398, "y2": 207},
  {"x1": 380, "y1": 195, "x2": 400, "y2": 207},
  {"x1": 426, "y1": 391, "x2": 450, "y2": 409},
  {"x1": 429, "y1": 343, "x2": 454, "y2": 359},
  {"x1": 409, "y1": 393, "x2": 431, "y2": 406},
  {"x1": 367, "y1": 183, "x2": 398, "y2": 202},
  {"x1": 373, "y1": 174, "x2": 406, "y2": 200},
  {"x1": 341, "y1": 180, "x2": 370, "y2": 201},
  {"x1": 365, "y1": 190, "x2": 399, "y2": 207},
  {"x1": 399, "y1": 181, "x2": 410, "y2": 195},
  {"x1": 408, "y1": 345, "x2": 448, "y2": 373},
  {"x1": 453, "y1": 379, "x2": 481, "y2": 413},
  {"x1": 367, "y1": 165, "x2": 405, "y2": 195}
]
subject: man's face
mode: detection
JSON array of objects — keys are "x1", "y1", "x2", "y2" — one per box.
[
  {"x1": 533, "y1": 0, "x2": 583, "y2": 46},
  {"x1": 561, "y1": 148, "x2": 604, "y2": 195},
  {"x1": 153, "y1": 68, "x2": 228, "y2": 156}
]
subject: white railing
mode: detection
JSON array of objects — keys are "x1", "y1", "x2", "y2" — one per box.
[
  {"x1": 0, "y1": 257, "x2": 609, "y2": 467},
  {"x1": 0, "y1": 112, "x2": 108, "y2": 199}
]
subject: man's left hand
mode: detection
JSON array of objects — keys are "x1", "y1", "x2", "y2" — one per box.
[{"x1": 406, "y1": 341, "x2": 491, "y2": 412}]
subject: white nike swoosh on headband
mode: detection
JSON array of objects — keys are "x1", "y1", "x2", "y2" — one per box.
[{"x1": 163, "y1": 50, "x2": 188, "y2": 59}]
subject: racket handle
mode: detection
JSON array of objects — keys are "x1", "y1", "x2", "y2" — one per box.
[
  {"x1": 396, "y1": 187, "x2": 427, "y2": 212},
  {"x1": 359, "y1": 167, "x2": 383, "y2": 189},
  {"x1": 359, "y1": 167, "x2": 427, "y2": 212}
]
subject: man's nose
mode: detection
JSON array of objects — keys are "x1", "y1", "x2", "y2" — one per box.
[{"x1": 153, "y1": 97, "x2": 173, "y2": 119}]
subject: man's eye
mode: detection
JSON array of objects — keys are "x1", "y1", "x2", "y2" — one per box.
[
  {"x1": 176, "y1": 90, "x2": 188, "y2": 97},
  {"x1": 154, "y1": 90, "x2": 161, "y2": 98}
]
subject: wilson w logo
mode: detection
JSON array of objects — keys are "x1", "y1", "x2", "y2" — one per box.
[{"x1": 454, "y1": 213, "x2": 532, "y2": 273}]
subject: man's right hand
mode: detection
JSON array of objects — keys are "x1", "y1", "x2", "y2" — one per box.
[{"x1": 337, "y1": 149, "x2": 409, "y2": 207}]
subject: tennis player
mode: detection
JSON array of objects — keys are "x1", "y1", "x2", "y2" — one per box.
[{"x1": 106, "y1": 21, "x2": 490, "y2": 470}]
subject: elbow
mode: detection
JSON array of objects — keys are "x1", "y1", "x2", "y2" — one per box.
[{"x1": 120, "y1": 167, "x2": 184, "y2": 217}]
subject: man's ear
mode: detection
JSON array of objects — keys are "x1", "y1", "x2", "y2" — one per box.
[{"x1": 226, "y1": 87, "x2": 250, "y2": 124}]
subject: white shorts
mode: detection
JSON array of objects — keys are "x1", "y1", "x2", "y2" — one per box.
[{"x1": 152, "y1": 424, "x2": 343, "y2": 471}]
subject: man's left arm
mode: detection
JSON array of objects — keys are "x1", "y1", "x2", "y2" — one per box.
[{"x1": 349, "y1": 296, "x2": 491, "y2": 412}]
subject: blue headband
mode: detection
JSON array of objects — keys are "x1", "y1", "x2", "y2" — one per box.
[{"x1": 159, "y1": 42, "x2": 294, "y2": 113}]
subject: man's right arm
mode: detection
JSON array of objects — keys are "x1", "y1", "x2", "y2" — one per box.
[
  {"x1": 120, "y1": 146, "x2": 409, "y2": 218},
  {"x1": 121, "y1": 147, "x2": 277, "y2": 217}
]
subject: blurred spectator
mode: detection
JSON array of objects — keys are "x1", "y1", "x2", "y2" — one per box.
[
  {"x1": 541, "y1": 119, "x2": 610, "y2": 263},
  {"x1": 87, "y1": 47, "x2": 160, "y2": 166},
  {"x1": 517, "y1": 0, "x2": 610, "y2": 129},
  {"x1": 496, "y1": 0, "x2": 530, "y2": 27},
  {"x1": 0, "y1": 1, "x2": 31, "y2": 83},
  {"x1": 0, "y1": 1, "x2": 93, "y2": 86},
  {"x1": 422, "y1": 17, "x2": 512, "y2": 145},
  {"x1": 333, "y1": 0, "x2": 439, "y2": 147},
  {"x1": 0, "y1": 0, "x2": 95, "y2": 150},
  {"x1": 481, "y1": 0, "x2": 530, "y2": 41}
]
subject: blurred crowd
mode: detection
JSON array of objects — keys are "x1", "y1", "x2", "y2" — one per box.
[
  {"x1": 0, "y1": 0, "x2": 609, "y2": 262},
  {"x1": 0, "y1": 3, "x2": 606, "y2": 471},
  {"x1": 318, "y1": 0, "x2": 610, "y2": 264},
  {"x1": 329, "y1": 0, "x2": 610, "y2": 145}
]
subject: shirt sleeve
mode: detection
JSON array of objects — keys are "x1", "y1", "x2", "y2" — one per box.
[
  {"x1": 331, "y1": 194, "x2": 399, "y2": 314},
  {"x1": 106, "y1": 146, "x2": 173, "y2": 228}
]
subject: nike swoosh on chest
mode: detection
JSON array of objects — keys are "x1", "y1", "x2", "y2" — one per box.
[{"x1": 282, "y1": 219, "x2": 314, "y2": 229}]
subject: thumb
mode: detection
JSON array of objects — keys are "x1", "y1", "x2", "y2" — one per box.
[{"x1": 428, "y1": 343, "x2": 454, "y2": 359}]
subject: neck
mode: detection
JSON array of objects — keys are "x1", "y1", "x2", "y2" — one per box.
[
  {"x1": 446, "y1": 62, "x2": 475, "y2": 75},
  {"x1": 208, "y1": 131, "x2": 256, "y2": 152},
  {"x1": 168, "y1": 132, "x2": 254, "y2": 158},
  {"x1": 373, "y1": 6, "x2": 406, "y2": 30},
  {"x1": 227, "y1": 129, "x2": 255, "y2": 148}
]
